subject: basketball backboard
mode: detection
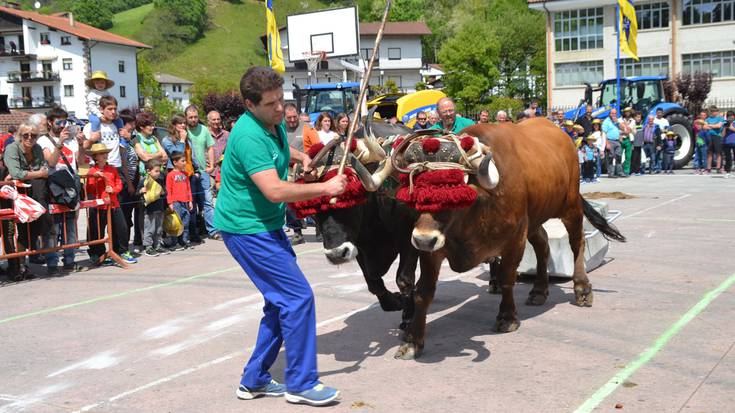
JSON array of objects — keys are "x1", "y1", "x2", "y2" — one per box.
[{"x1": 286, "y1": 6, "x2": 359, "y2": 62}]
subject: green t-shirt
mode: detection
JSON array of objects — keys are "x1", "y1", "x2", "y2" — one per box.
[
  {"x1": 187, "y1": 124, "x2": 215, "y2": 172},
  {"x1": 214, "y1": 111, "x2": 291, "y2": 235},
  {"x1": 429, "y1": 115, "x2": 475, "y2": 133}
]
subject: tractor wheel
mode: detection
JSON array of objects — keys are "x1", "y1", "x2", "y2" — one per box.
[{"x1": 668, "y1": 113, "x2": 694, "y2": 169}]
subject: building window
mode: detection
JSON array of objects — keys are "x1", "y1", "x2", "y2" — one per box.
[
  {"x1": 553, "y1": 8, "x2": 603, "y2": 52},
  {"x1": 60, "y1": 36, "x2": 71, "y2": 45},
  {"x1": 683, "y1": 0, "x2": 735, "y2": 25},
  {"x1": 172, "y1": 84, "x2": 182, "y2": 93},
  {"x1": 119, "y1": 86, "x2": 126, "y2": 98},
  {"x1": 360, "y1": 48, "x2": 373, "y2": 61},
  {"x1": 388, "y1": 48, "x2": 401, "y2": 60},
  {"x1": 40, "y1": 33, "x2": 50, "y2": 45},
  {"x1": 118, "y1": 60, "x2": 125, "y2": 73},
  {"x1": 636, "y1": 2, "x2": 669, "y2": 30},
  {"x1": 621, "y1": 55, "x2": 669, "y2": 77},
  {"x1": 682, "y1": 50, "x2": 735, "y2": 77},
  {"x1": 62, "y1": 58, "x2": 72, "y2": 70},
  {"x1": 554, "y1": 60, "x2": 604, "y2": 86},
  {"x1": 174, "y1": 98, "x2": 183, "y2": 107},
  {"x1": 43, "y1": 85, "x2": 53, "y2": 99},
  {"x1": 64, "y1": 85, "x2": 74, "y2": 97}
]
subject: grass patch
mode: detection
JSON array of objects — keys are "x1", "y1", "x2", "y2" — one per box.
[
  {"x1": 109, "y1": 3, "x2": 154, "y2": 39},
  {"x1": 156, "y1": 0, "x2": 325, "y2": 90}
]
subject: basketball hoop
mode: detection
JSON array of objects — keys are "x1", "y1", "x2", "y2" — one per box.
[{"x1": 303, "y1": 51, "x2": 326, "y2": 75}]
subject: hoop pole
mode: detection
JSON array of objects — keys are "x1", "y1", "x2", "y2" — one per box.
[{"x1": 330, "y1": 0, "x2": 392, "y2": 204}]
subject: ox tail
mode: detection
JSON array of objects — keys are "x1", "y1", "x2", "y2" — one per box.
[{"x1": 580, "y1": 195, "x2": 627, "y2": 242}]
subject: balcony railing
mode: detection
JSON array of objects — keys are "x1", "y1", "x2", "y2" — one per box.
[
  {"x1": 9, "y1": 96, "x2": 60, "y2": 109},
  {"x1": 7, "y1": 70, "x2": 60, "y2": 82}
]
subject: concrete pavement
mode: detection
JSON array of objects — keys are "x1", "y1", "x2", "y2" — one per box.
[{"x1": 1, "y1": 170, "x2": 733, "y2": 412}]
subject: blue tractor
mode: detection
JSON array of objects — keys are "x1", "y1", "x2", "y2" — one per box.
[
  {"x1": 292, "y1": 82, "x2": 361, "y2": 125},
  {"x1": 565, "y1": 76, "x2": 693, "y2": 169}
]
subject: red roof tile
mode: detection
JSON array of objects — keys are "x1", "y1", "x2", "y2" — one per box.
[
  {"x1": 0, "y1": 6, "x2": 150, "y2": 49},
  {"x1": 359, "y1": 21, "x2": 432, "y2": 36}
]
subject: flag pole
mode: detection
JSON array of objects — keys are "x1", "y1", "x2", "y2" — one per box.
[{"x1": 616, "y1": 2, "x2": 621, "y2": 112}]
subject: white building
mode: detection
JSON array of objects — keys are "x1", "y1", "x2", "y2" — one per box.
[
  {"x1": 262, "y1": 21, "x2": 431, "y2": 100},
  {"x1": 528, "y1": 0, "x2": 735, "y2": 109},
  {"x1": 0, "y1": 5, "x2": 149, "y2": 118},
  {"x1": 154, "y1": 72, "x2": 193, "y2": 109}
]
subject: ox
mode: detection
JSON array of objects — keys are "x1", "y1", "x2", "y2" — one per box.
[
  {"x1": 391, "y1": 118, "x2": 625, "y2": 359},
  {"x1": 290, "y1": 120, "x2": 419, "y2": 327}
]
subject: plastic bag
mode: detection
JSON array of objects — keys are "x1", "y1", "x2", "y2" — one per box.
[
  {"x1": 163, "y1": 209, "x2": 183, "y2": 237},
  {"x1": 0, "y1": 185, "x2": 47, "y2": 223}
]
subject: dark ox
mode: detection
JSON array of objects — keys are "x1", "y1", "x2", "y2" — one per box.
[
  {"x1": 394, "y1": 118, "x2": 625, "y2": 359},
  {"x1": 300, "y1": 121, "x2": 420, "y2": 327}
]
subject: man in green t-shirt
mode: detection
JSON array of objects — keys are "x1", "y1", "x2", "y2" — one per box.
[
  {"x1": 185, "y1": 105, "x2": 220, "y2": 240},
  {"x1": 429, "y1": 97, "x2": 475, "y2": 133},
  {"x1": 214, "y1": 67, "x2": 346, "y2": 406}
]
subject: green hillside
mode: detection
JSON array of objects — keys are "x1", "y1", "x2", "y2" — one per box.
[
  {"x1": 109, "y1": 3, "x2": 153, "y2": 38},
  {"x1": 110, "y1": 0, "x2": 328, "y2": 90}
]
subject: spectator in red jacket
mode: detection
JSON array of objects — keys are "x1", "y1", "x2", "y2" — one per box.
[
  {"x1": 86, "y1": 143, "x2": 137, "y2": 266},
  {"x1": 167, "y1": 151, "x2": 194, "y2": 249}
]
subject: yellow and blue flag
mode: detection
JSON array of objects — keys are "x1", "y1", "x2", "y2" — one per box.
[
  {"x1": 265, "y1": 0, "x2": 285, "y2": 73},
  {"x1": 618, "y1": 0, "x2": 638, "y2": 61}
]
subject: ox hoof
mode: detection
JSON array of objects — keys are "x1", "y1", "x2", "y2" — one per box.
[
  {"x1": 494, "y1": 318, "x2": 520, "y2": 333},
  {"x1": 574, "y1": 284, "x2": 594, "y2": 307},
  {"x1": 399, "y1": 320, "x2": 411, "y2": 331},
  {"x1": 488, "y1": 281, "x2": 501, "y2": 295},
  {"x1": 394, "y1": 343, "x2": 422, "y2": 360},
  {"x1": 525, "y1": 291, "x2": 548, "y2": 306},
  {"x1": 378, "y1": 292, "x2": 404, "y2": 312}
]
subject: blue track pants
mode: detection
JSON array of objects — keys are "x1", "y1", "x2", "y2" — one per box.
[{"x1": 222, "y1": 230, "x2": 319, "y2": 393}]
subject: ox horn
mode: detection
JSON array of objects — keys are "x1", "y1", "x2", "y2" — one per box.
[
  {"x1": 468, "y1": 143, "x2": 500, "y2": 190},
  {"x1": 350, "y1": 155, "x2": 393, "y2": 192}
]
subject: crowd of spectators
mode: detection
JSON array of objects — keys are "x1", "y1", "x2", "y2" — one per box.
[{"x1": 0, "y1": 97, "x2": 229, "y2": 281}]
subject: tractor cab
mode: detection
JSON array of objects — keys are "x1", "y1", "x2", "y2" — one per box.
[
  {"x1": 293, "y1": 82, "x2": 361, "y2": 124},
  {"x1": 566, "y1": 75, "x2": 693, "y2": 168}
]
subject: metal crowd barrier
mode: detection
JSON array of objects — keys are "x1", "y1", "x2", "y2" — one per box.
[{"x1": 0, "y1": 180, "x2": 128, "y2": 270}]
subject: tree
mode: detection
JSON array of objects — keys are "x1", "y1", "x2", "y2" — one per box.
[
  {"x1": 202, "y1": 91, "x2": 246, "y2": 123},
  {"x1": 666, "y1": 72, "x2": 713, "y2": 115},
  {"x1": 438, "y1": 23, "x2": 500, "y2": 104},
  {"x1": 71, "y1": 0, "x2": 114, "y2": 29}
]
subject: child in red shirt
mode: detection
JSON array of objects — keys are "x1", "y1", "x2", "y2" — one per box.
[
  {"x1": 86, "y1": 143, "x2": 136, "y2": 265},
  {"x1": 167, "y1": 151, "x2": 194, "y2": 249}
]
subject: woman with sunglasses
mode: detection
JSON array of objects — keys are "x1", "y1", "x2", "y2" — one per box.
[{"x1": 2, "y1": 123, "x2": 52, "y2": 280}]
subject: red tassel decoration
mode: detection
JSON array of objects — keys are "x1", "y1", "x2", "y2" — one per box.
[
  {"x1": 392, "y1": 137, "x2": 405, "y2": 149},
  {"x1": 396, "y1": 169, "x2": 477, "y2": 212},
  {"x1": 349, "y1": 138, "x2": 358, "y2": 152},
  {"x1": 422, "y1": 138, "x2": 441, "y2": 154},
  {"x1": 307, "y1": 142, "x2": 325, "y2": 159},
  {"x1": 288, "y1": 168, "x2": 368, "y2": 218},
  {"x1": 460, "y1": 136, "x2": 475, "y2": 151}
]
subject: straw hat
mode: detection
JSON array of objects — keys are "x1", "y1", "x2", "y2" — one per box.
[
  {"x1": 592, "y1": 118, "x2": 602, "y2": 125},
  {"x1": 586, "y1": 135, "x2": 597, "y2": 142},
  {"x1": 665, "y1": 130, "x2": 677, "y2": 137},
  {"x1": 623, "y1": 106, "x2": 633, "y2": 113},
  {"x1": 563, "y1": 119, "x2": 574, "y2": 126},
  {"x1": 85, "y1": 71, "x2": 115, "y2": 89},
  {"x1": 573, "y1": 124, "x2": 585, "y2": 133},
  {"x1": 87, "y1": 143, "x2": 111, "y2": 156}
]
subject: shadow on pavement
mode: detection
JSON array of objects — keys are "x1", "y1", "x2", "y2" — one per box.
[{"x1": 316, "y1": 272, "x2": 574, "y2": 375}]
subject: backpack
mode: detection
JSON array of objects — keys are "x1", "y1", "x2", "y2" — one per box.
[{"x1": 47, "y1": 151, "x2": 81, "y2": 209}]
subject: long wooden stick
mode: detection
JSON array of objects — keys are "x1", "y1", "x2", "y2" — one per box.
[{"x1": 330, "y1": 0, "x2": 392, "y2": 204}]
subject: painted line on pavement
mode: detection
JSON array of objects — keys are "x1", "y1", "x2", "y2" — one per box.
[
  {"x1": 619, "y1": 193, "x2": 691, "y2": 221},
  {"x1": 574, "y1": 271, "x2": 735, "y2": 413},
  {"x1": 0, "y1": 247, "x2": 323, "y2": 326}
]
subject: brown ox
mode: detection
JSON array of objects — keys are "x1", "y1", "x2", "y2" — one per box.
[{"x1": 396, "y1": 117, "x2": 625, "y2": 359}]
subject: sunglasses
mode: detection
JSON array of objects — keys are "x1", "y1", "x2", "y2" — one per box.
[
  {"x1": 53, "y1": 119, "x2": 69, "y2": 127},
  {"x1": 417, "y1": 117, "x2": 427, "y2": 121},
  {"x1": 21, "y1": 133, "x2": 38, "y2": 140}
]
